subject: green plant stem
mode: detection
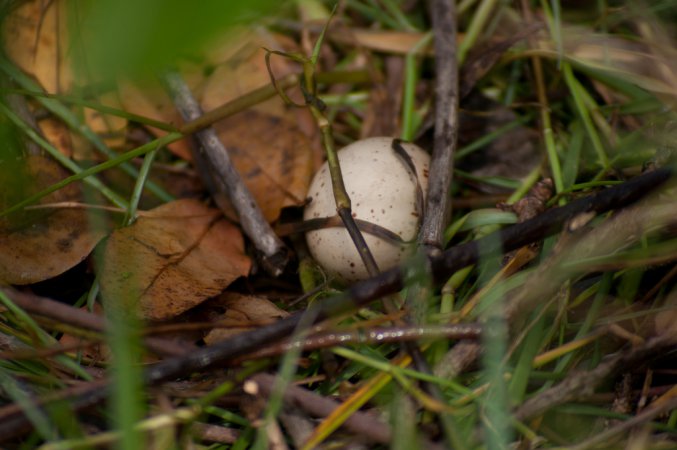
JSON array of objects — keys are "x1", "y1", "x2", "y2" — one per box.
[
  {"x1": 0, "y1": 58, "x2": 173, "y2": 203},
  {"x1": 0, "y1": 133, "x2": 182, "y2": 218},
  {"x1": 401, "y1": 33, "x2": 433, "y2": 141},
  {"x1": 123, "y1": 143, "x2": 161, "y2": 225},
  {"x1": 562, "y1": 63, "x2": 610, "y2": 170},
  {"x1": 457, "y1": 0, "x2": 499, "y2": 64}
]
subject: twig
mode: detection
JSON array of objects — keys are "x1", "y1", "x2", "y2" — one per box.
[
  {"x1": 567, "y1": 395, "x2": 677, "y2": 450},
  {"x1": 178, "y1": 74, "x2": 299, "y2": 136},
  {"x1": 0, "y1": 168, "x2": 670, "y2": 443},
  {"x1": 234, "y1": 323, "x2": 482, "y2": 362},
  {"x1": 246, "y1": 373, "x2": 392, "y2": 445},
  {"x1": 163, "y1": 70, "x2": 289, "y2": 276},
  {"x1": 0, "y1": 287, "x2": 195, "y2": 358},
  {"x1": 420, "y1": 0, "x2": 459, "y2": 253},
  {"x1": 404, "y1": 2, "x2": 465, "y2": 447},
  {"x1": 514, "y1": 335, "x2": 677, "y2": 422}
]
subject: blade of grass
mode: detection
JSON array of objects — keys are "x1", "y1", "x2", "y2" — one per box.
[
  {"x1": 508, "y1": 312, "x2": 544, "y2": 403},
  {"x1": 3, "y1": 88, "x2": 178, "y2": 132},
  {"x1": 455, "y1": 115, "x2": 533, "y2": 160},
  {"x1": 0, "y1": 369, "x2": 56, "y2": 441},
  {"x1": 457, "y1": 0, "x2": 499, "y2": 64},
  {"x1": 0, "y1": 58, "x2": 173, "y2": 203},
  {"x1": 0, "y1": 132, "x2": 181, "y2": 218},
  {"x1": 401, "y1": 32, "x2": 433, "y2": 141},
  {"x1": 0, "y1": 102, "x2": 128, "y2": 210},
  {"x1": 332, "y1": 346, "x2": 472, "y2": 394},
  {"x1": 562, "y1": 63, "x2": 610, "y2": 170},
  {"x1": 301, "y1": 355, "x2": 410, "y2": 450}
]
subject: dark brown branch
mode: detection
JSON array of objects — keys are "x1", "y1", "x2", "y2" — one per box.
[
  {"x1": 142, "y1": 167, "x2": 672, "y2": 384},
  {"x1": 234, "y1": 323, "x2": 482, "y2": 362},
  {"x1": 419, "y1": 0, "x2": 459, "y2": 252},
  {"x1": 0, "y1": 287, "x2": 194, "y2": 358},
  {"x1": 0, "y1": 167, "x2": 670, "y2": 443},
  {"x1": 246, "y1": 373, "x2": 392, "y2": 445},
  {"x1": 162, "y1": 70, "x2": 289, "y2": 276}
]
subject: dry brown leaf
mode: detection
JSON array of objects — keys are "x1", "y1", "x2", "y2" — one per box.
[
  {"x1": 2, "y1": 0, "x2": 73, "y2": 93},
  {"x1": 120, "y1": 31, "x2": 315, "y2": 221},
  {"x1": 37, "y1": 117, "x2": 73, "y2": 158},
  {"x1": 3, "y1": 0, "x2": 130, "y2": 151},
  {"x1": 214, "y1": 110, "x2": 314, "y2": 222},
  {"x1": 203, "y1": 292, "x2": 288, "y2": 344},
  {"x1": 100, "y1": 199, "x2": 251, "y2": 321},
  {"x1": 83, "y1": 92, "x2": 128, "y2": 149},
  {"x1": 0, "y1": 156, "x2": 107, "y2": 284},
  {"x1": 117, "y1": 73, "x2": 198, "y2": 161}
]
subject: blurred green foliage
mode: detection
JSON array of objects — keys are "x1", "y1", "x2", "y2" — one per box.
[{"x1": 69, "y1": 0, "x2": 286, "y2": 80}]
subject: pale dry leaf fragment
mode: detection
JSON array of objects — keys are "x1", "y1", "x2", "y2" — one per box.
[
  {"x1": 100, "y1": 199, "x2": 251, "y2": 321},
  {"x1": 203, "y1": 292, "x2": 288, "y2": 344},
  {"x1": 3, "y1": 0, "x2": 130, "y2": 152},
  {"x1": 2, "y1": 0, "x2": 73, "y2": 93},
  {"x1": 82, "y1": 92, "x2": 128, "y2": 149},
  {"x1": 0, "y1": 156, "x2": 107, "y2": 284},
  {"x1": 330, "y1": 28, "x2": 436, "y2": 55},
  {"x1": 37, "y1": 116, "x2": 74, "y2": 158}
]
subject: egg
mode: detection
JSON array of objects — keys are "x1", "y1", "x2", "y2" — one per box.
[{"x1": 304, "y1": 137, "x2": 430, "y2": 281}]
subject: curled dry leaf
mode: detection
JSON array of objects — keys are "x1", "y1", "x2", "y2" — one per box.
[
  {"x1": 100, "y1": 199, "x2": 251, "y2": 321},
  {"x1": 203, "y1": 292, "x2": 289, "y2": 345},
  {"x1": 0, "y1": 156, "x2": 107, "y2": 284}
]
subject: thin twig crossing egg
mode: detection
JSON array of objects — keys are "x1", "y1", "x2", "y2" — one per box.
[{"x1": 304, "y1": 137, "x2": 430, "y2": 281}]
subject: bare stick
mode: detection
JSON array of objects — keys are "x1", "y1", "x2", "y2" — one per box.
[
  {"x1": 163, "y1": 70, "x2": 288, "y2": 276},
  {"x1": 401, "y1": 2, "x2": 462, "y2": 446},
  {"x1": 246, "y1": 373, "x2": 392, "y2": 444},
  {"x1": 0, "y1": 286, "x2": 195, "y2": 358},
  {"x1": 420, "y1": 0, "x2": 459, "y2": 252},
  {"x1": 234, "y1": 323, "x2": 482, "y2": 362}
]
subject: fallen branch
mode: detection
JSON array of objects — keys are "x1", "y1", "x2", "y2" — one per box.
[
  {"x1": 246, "y1": 373, "x2": 392, "y2": 445},
  {"x1": 420, "y1": 0, "x2": 459, "y2": 253},
  {"x1": 144, "y1": 167, "x2": 672, "y2": 383},
  {"x1": 163, "y1": 70, "x2": 289, "y2": 276},
  {"x1": 0, "y1": 167, "x2": 670, "y2": 442},
  {"x1": 0, "y1": 287, "x2": 195, "y2": 358}
]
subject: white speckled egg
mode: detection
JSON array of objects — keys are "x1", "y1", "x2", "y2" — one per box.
[{"x1": 304, "y1": 137, "x2": 430, "y2": 281}]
